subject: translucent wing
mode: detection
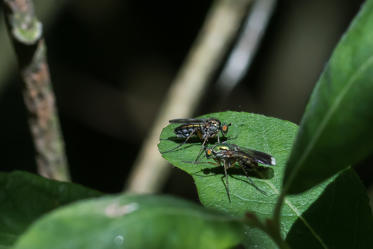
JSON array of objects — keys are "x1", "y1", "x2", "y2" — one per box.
[
  {"x1": 227, "y1": 143, "x2": 276, "y2": 166},
  {"x1": 246, "y1": 149, "x2": 276, "y2": 166},
  {"x1": 169, "y1": 118, "x2": 207, "y2": 124}
]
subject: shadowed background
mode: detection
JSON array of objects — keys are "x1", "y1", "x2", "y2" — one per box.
[{"x1": 0, "y1": 0, "x2": 370, "y2": 202}]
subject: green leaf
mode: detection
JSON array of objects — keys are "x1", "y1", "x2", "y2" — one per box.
[
  {"x1": 283, "y1": 0, "x2": 373, "y2": 194},
  {"x1": 12, "y1": 194, "x2": 244, "y2": 249},
  {"x1": 159, "y1": 111, "x2": 294, "y2": 248},
  {"x1": 0, "y1": 171, "x2": 101, "y2": 249},
  {"x1": 159, "y1": 111, "x2": 373, "y2": 249},
  {"x1": 285, "y1": 168, "x2": 373, "y2": 249}
]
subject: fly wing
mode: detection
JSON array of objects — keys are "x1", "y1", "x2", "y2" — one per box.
[
  {"x1": 169, "y1": 118, "x2": 206, "y2": 124},
  {"x1": 245, "y1": 149, "x2": 276, "y2": 166},
  {"x1": 231, "y1": 144, "x2": 275, "y2": 166},
  {"x1": 215, "y1": 143, "x2": 276, "y2": 165}
]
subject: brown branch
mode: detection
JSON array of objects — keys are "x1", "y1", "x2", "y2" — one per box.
[
  {"x1": 3, "y1": 0, "x2": 70, "y2": 181},
  {"x1": 0, "y1": 0, "x2": 69, "y2": 95},
  {"x1": 125, "y1": 0, "x2": 253, "y2": 193}
]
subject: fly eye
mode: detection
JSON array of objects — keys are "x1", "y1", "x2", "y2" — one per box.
[
  {"x1": 206, "y1": 149, "x2": 213, "y2": 157},
  {"x1": 222, "y1": 125, "x2": 228, "y2": 132}
]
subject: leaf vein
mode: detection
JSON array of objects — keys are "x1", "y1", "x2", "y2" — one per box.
[
  {"x1": 284, "y1": 198, "x2": 328, "y2": 249},
  {"x1": 258, "y1": 125, "x2": 329, "y2": 248}
]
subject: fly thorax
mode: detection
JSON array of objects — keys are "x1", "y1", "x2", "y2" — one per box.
[{"x1": 206, "y1": 125, "x2": 219, "y2": 137}]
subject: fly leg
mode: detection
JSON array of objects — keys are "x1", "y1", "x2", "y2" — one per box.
[
  {"x1": 239, "y1": 164, "x2": 267, "y2": 195},
  {"x1": 193, "y1": 136, "x2": 209, "y2": 163},
  {"x1": 218, "y1": 133, "x2": 238, "y2": 143},
  {"x1": 161, "y1": 129, "x2": 196, "y2": 153},
  {"x1": 223, "y1": 160, "x2": 232, "y2": 202}
]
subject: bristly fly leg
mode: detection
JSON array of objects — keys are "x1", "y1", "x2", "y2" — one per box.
[
  {"x1": 161, "y1": 129, "x2": 196, "y2": 154},
  {"x1": 238, "y1": 164, "x2": 267, "y2": 195},
  {"x1": 223, "y1": 160, "x2": 231, "y2": 202},
  {"x1": 193, "y1": 136, "x2": 210, "y2": 164}
]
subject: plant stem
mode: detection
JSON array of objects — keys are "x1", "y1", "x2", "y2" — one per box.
[
  {"x1": 3, "y1": 0, "x2": 70, "y2": 181},
  {"x1": 245, "y1": 212, "x2": 292, "y2": 249},
  {"x1": 0, "y1": 0, "x2": 68, "y2": 96}
]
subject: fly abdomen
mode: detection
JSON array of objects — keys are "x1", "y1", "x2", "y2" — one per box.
[
  {"x1": 240, "y1": 157, "x2": 259, "y2": 169},
  {"x1": 174, "y1": 124, "x2": 200, "y2": 138}
]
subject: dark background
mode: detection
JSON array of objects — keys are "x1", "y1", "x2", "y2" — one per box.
[{"x1": 0, "y1": 0, "x2": 370, "y2": 202}]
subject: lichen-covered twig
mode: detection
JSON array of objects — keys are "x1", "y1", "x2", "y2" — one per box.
[
  {"x1": 3, "y1": 0, "x2": 70, "y2": 181},
  {"x1": 125, "y1": 0, "x2": 253, "y2": 193},
  {"x1": 0, "y1": 0, "x2": 68, "y2": 95}
]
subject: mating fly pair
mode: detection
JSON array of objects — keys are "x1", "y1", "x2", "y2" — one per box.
[
  {"x1": 162, "y1": 118, "x2": 231, "y2": 162},
  {"x1": 205, "y1": 143, "x2": 276, "y2": 202}
]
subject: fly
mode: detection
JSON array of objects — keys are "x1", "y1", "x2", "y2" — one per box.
[
  {"x1": 162, "y1": 118, "x2": 231, "y2": 162},
  {"x1": 205, "y1": 143, "x2": 276, "y2": 202}
]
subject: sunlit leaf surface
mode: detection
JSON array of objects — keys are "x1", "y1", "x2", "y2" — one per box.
[{"x1": 159, "y1": 111, "x2": 373, "y2": 249}]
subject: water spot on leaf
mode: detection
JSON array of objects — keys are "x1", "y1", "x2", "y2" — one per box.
[{"x1": 113, "y1": 235, "x2": 124, "y2": 247}]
